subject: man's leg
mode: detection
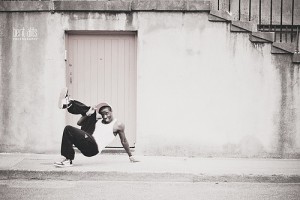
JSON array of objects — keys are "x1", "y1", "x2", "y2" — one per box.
[
  {"x1": 60, "y1": 125, "x2": 99, "y2": 160},
  {"x1": 67, "y1": 100, "x2": 91, "y2": 115},
  {"x1": 58, "y1": 87, "x2": 91, "y2": 115}
]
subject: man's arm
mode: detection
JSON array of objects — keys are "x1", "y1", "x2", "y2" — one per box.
[
  {"x1": 77, "y1": 106, "x2": 97, "y2": 126},
  {"x1": 116, "y1": 122, "x2": 140, "y2": 162},
  {"x1": 116, "y1": 123, "x2": 132, "y2": 157}
]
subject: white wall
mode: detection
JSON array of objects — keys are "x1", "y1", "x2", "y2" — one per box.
[{"x1": 136, "y1": 12, "x2": 286, "y2": 157}]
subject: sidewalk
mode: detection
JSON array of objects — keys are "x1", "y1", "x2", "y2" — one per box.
[{"x1": 0, "y1": 153, "x2": 300, "y2": 183}]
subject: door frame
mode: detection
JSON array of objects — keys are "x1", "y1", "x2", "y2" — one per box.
[{"x1": 64, "y1": 30, "x2": 138, "y2": 148}]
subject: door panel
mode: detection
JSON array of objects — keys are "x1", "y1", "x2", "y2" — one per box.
[{"x1": 67, "y1": 33, "x2": 137, "y2": 147}]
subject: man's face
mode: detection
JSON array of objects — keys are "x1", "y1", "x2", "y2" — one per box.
[{"x1": 99, "y1": 107, "x2": 113, "y2": 124}]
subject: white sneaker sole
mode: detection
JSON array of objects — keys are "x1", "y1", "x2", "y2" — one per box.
[
  {"x1": 53, "y1": 163, "x2": 73, "y2": 168},
  {"x1": 58, "y1": 87, "x2": 68, "y2": 109}
]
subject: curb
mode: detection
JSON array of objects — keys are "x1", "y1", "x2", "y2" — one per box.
[{"x1": 1, "y1": 170, "x2": 300, "y2": 183}]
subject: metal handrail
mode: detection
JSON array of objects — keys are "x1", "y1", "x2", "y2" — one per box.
[{"x1": 215, "y1": 0, "x2": 298, "y2": 44}]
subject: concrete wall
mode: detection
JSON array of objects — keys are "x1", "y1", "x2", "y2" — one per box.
[
  {"x1": 136, "y1": 12, "x2": 300, "y2": 157},
  {"x1": 0, "y1": 10, "x2": 299, "y2": 157}
]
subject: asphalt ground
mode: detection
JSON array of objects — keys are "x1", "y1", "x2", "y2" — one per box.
[{"x1": 1, "y1": 180, "x2": 300, "y2": 200}]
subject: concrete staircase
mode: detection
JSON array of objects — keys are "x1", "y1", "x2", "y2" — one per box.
[
  {"x1": 208, "y1": 10, "x2": 300, "y2": 64},
  {"x1": 0, "y1": 0, "x2": 299, "y2": 64}
]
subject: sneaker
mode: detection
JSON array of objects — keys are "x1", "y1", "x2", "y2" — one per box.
[
  {"x1": 129, "y1": 156, "x2": 140, "y2": 163},
  {"x1": 58, "y1": 87, "x2": 71, "y2": 109},
  {"x1": 54, "y1": 158, "x2": 73, "y2": 167}
]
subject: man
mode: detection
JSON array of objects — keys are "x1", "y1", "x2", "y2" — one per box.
[{"x1": 54, "y1": 88, "x2": 139, "y2": 167}]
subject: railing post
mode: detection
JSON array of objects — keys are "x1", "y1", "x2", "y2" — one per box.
[
  {"x1": 296, "y1": 27, "x2": 299, "y2": 53},
  {"x1": 239, "y1": 0, "x2": 241, "y2": 20},
  {"x1": 259, "y1": 0, "x2": 261, "y2": 25},
  {"x1": 270, "y1": 0, "x2": 273, "y2": 31},
  {"x1": 218, "y1": 0, "x2": 220, "y2": 10},
  {"x1": 280, "y1": 0, "x2": 283, "y2": 42},
  {"x1": 249, "y1": 0, "x2": 252, "y2": 21},
  {"x1": 291, "y1": 0, "x2": 294, "y2": 42},
  {"x1": 285, "y1": 26, "x2": 288, "y2": 43},
  {"x1": 229, "y1": 0, "x2": 231, "y2": 13}
]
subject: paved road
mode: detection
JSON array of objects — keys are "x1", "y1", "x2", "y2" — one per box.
[{"x1": 0, "y1": 180, "x2": 300, "y2": 200}]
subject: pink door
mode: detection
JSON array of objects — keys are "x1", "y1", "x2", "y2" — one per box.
[{"x1": 66, "y1": 33, "x2": 137, "y2": 148}]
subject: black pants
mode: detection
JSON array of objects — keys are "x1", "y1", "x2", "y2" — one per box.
[
  {"x1": 67, "y1": 100, "x2": 90, "y2": 115},
  {"x1": 68, "y1": 100, "x2": 97, "y2": 134},
  {"x1": 61, "y1": 100, "x2": 99, "y2": 160}
]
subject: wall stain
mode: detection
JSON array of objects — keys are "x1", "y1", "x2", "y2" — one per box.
[
  {"x1": 274, "y1": 55, "x2": 296, "y2": 157},
  {"x1": 125, "y1": 13, "x2": 133, "y2": 27},
  {"x1": 0, "y1": 13, "x2": 13, "y2": 150},
  {"x1": 251, "y1": 42, "x2": 265, "y2": 50}
]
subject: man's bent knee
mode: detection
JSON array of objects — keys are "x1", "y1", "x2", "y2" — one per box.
[
  {"x1": 82, "y1": 149, "x2": 99, "y2": 157},
  {"x1": 63, "y1": 125, "x2": 76, "y2": 135},
  {"x1": 64, "y1": 125, "x2": 73, "y2": 131}
]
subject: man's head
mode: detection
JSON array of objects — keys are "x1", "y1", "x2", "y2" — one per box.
[{"x1": 96, "y1": 103, "x2": 113, "y2": 124}]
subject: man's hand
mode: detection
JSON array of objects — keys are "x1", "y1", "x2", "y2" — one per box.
[
  {"x1": 86, "y1": 107, "x2": 96, "y2": 116},
  {"x1": 129, "y1": 156, "x2": 140, "y2": 163}
]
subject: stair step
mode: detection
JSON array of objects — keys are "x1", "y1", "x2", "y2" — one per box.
[
  {"x1": 208, "y1": 10, "x2": 232, "y2": 22},
  {"x1": 271, "y1": 42, "x2": 296, "y2": 54},
  {"x1": 292, "y1": 53, "x2": 300, "y2": 63},
  {"x1": 249, "y1": 32, "x2": 274, "y2": 43},
  {"x1": 230, "y1": 21, "x2": 257, "y2": 33},
  {"x1": 208, "y1": 9, "x2": 298, "y2": 64}
]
